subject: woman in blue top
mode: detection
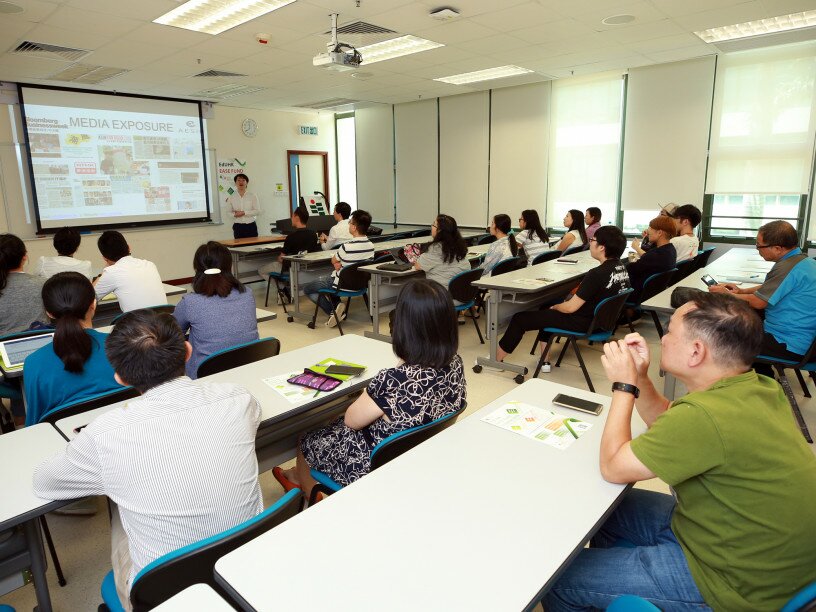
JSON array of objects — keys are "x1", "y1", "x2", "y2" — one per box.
[
  {"x1": 173, "y1": 242, "x2": 259, "y2": 379},
  {"x1": 24, "y1": 272, "x2": 121, "y2": 426}
]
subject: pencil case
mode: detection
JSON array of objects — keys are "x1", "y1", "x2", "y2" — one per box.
[{"x1": 287, "y1": 372, "x2": 342, "y2": 392}]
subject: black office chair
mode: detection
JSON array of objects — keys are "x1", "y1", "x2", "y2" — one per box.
[
  {"x1": 308, "y1": 402, "x2": 466, "y2": 505},
  {"x1": 448, "y1": 268, "x2": 485, "y2": 344},
  {"x1": 196, "y1": 337, "x2": 281, "y2": 378},
  {"x1": 373, "y1": 253, "x2": 395, "y2": 264},
  {"x1": 39, "y1": 387, "x2": 140, "y2": 426},
  {"x1": 410, "y1": 229, "x2": 432, "y2": 238},
  {"x1": 531, "y1": 250, "x2": 563, "y2": 265},
  {"x1": 477, "y1": 234, "x2": 497, "y2": 246},
  {"x1": 669, "y1": 258, "x2": 697, "y2": 285},
  {"x1": 489, "y1": 256, "x2": 522, "y2": 277},
  {"x1": 532, "y1": 289, "x2": 634, "y2": 390},
  {"x1": 111, "y1": 305, "x2": 175, "y2": 324},
  {"x1": 308, "y1": 261, "x2": 372, "y2": 335},
  {"x1": 562, "y1": 242, "x2": 588, "y2": 256},
  {"x1": 691, "y1": 246, "x2": 716, "y2": 272},
  {"x1": 264, "y1": 270, "x2": 290, "y2": 311},
  {"x1": 623, "y1": 268, "x2": 677, "y2": 334},
  {"x1": 100, "y1": 489, "x2": 302, "y2": 612}
]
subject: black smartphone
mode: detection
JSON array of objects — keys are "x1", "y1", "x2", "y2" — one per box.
[
  {"x1": 325, "y1": 364, "x2": 367, "y2": 376},
  {"x1": 556, "y1": 258, "x2": 578, "y2": 264},
  {"x1": 701, "y1": 274, "x2": 717, "y2": 287},
  {"x1": 552, "y1": 393, "x2": 604, "y2": 416}
]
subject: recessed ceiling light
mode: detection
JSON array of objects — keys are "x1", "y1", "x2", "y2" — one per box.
[
  {"x1": 154, "y1": 0, "x2": 296, "y2": 36},
  {"x1": 694, "y1": 10, "x2": 816, "y2": 43},
  {"x1": 0, "y1": 1, "x2": 24, "y2": 14},
  {"x1": 602, "y1": 14, "x2": 636, "y2": 26},
  {"x1": 357, "y1": 35, "x2": 443, "y2": 64},
  {"x1": 434, "y1": 65, "x2": 533, "y2": 85},
  {"x1": 351, "y1": 71, "x2": 374, "y2": 80}
]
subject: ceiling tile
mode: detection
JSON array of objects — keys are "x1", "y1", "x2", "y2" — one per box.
[
  {"x1": 572, "y1": 1, "x2": 670, "y2": 29},
  {"x1": 121, "y1": 23, "x2": 212, "y2": 48},
  {"x1": 414, "y1": 20, "x2": 502, "y2": 45},
  {"x1": 65, "y1": 0, "x2": 177, "y2": 20},
  {"x1": 2, "y1": 0, "x2": 61, "y2": 23},
  {"x1": 43, "y1": 6, "x2": 143, "y2": 39},
  {"x1": 672, "y1": 1, "x2": 772, "y2": 31},
  {"x1": 598, "y1": 19, "x2": 688, "y2": 44},
  {"x1": 643, "y1": 46, "x2": 718, "y2": 63},
  {"x1": 629, "y1": 33, "x2": 709, "y2": 54},
  {"x1": 0, "y1": 54, "x2": 72, "y2": 79},
  {"x1": 84, "y1": 41, "x2": 178, "y2": 70},
  {"x1": 21, "y1": 22, "x2": 113, "y2": 50},
  {"x1": 0, "y1": 19, "x2": 37, "y2": 46},
  {"x1": 513, "y1": 18, "x2": 598, "y2": 44},
  {"x1": 648, "y1": 0, "x2": 752, "y2": 18},
  {"x1": 468, "y1": 2, "x2": 568, "y2": 32}
]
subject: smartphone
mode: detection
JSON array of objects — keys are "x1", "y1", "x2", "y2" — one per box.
[
  {"x1": 556, "y1": 258, "x2": 578, "y2": 264},
  {"x1": 325, "y1": 364, "x2": 367, "y2": 376},
  {"x1": 700, "y1": 274, "x2": 717, "y2": 287},
  {"x1": 552, "y1": 393, "x2": 604, "y2": 416}
]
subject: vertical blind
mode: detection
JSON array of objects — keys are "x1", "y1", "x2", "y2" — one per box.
[{"x1": 354, "y1": 104, "x2": 395, "y2": 224}]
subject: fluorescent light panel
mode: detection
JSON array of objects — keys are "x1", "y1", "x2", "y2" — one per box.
[
  {"x1": 154, "y1": 0, "x2": 296, "y2": 35},
  {"x1": 357, "y1": 35, "x2": 443, "y2": 64},
  {"x1": 694, "y1": 10, "x2": 816, "y2": 43},
  {"x1": 435, "y1": 65, "x2": 533, "y2": 85}
]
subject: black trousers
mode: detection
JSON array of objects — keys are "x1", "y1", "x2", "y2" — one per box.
[
  {"x1": 754, "y1": 332, "x2": 803, "y2": 378},
  {"x1": 498, "y1": 309, "x2": 591, "y2": 355},
  {"x1": 233, "y1": 221, "x2": 258, "y2": 239}
]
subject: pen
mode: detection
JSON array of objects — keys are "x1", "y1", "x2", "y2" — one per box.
[
  {"x1": 564, "y1": 419, "x2": 580, "y2": 439},
  {"x1": 313, "y1": 390, "x2": 321, "y2": 398}
]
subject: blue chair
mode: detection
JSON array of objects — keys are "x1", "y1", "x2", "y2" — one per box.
[
  {"x1": 410, "y1": 229, "x2": 432, "y2": 238},
  {"x1": 606, "y1": 595, "x2": 660, "y2": 611},
  {"x1": 624, "y1": 268, "x2": 677, "y2": 335},
  {"x1": 100, "y1": 489, "x2": 302, "y2": 612},
  {"x1": 691, "y1": 246, "x2": 716, "y2": 272},
  {"x1": 669, "y1": 258, "x2": 696, "y2": 286},
  {"x1": 308, "y1": 402, "x2": 467, "y2": 506},
  {"x1": 111, "y1": 305, "x2": 175, "y2": 325},
  {"x1": 307, "y1": 260, "x2": 372, "y2": 335},
  {"x1": 476, "y1": 234, "x2": 497, "y2": 246},
  {"x1": 562, "y1": 242, "x2": 588, "y2": 256},
  {"x1": 0, "y1": 380, "x2": 21, "y2": 433},
  {"x1": 37, "y1": 386, "x2": 139, "y2": 427},
  {"x1": 196, "y1": 337, "x2": 281, "y2": 379},
  {"x1": 782, "y1": 580, "x2": 816, "y2": 611},
  {"x1": 755, "y1": 335, "x2": 816, "y2": 443},
  {"x1": 533, "y1": 289, "x2": 634, "y2": 391},
  {"x1": 448, "y1": 268, "x2": 485, "y2": 344},
  {"x1": 264, "y1": 270, "x2": 290, "y2": 312},
  {"x1": 531, "y1": 250, "x2": 562, "y2": 265}
]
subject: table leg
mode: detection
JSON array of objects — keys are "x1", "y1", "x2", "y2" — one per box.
[
  {"x1": 364, "y1": 274, "x2": 392, "y2": 343},
  {"x1": 475, "y1": 289, "x2": 527, "y2": 377},
  {"x1": 23, "y1": 518, "x2": 53, "y2": 612}
]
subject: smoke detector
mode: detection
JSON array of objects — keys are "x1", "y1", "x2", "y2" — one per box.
[{"x1": 429, "y1": 7, "x2": 459, "y2": 21}]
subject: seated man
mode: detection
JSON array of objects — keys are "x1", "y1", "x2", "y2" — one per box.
[
  {"x1": 710, "y1": 220, "x2": 816, "y2": 374},
  {"x1": 33, "y1": 310, "x2": 263, "y2": 609},
  {"x1": 496, "y1": 225, "x2": 631, "y2": 372},
  {"x1": 93, "y1": 230, "x2": 166, "y2": 312},
  {"x1": 669, "y1": 203, "x2": 701, "y2": 262},
  {"x1": 258, "y1": 205, "x2": 319, "y2": 282},
  {"x1": 36, "y1": 226, "x2": 92, "y2": 279},
  {"x1": 544, "y1": 293, "x2": 816, "y2": 610},
  {"x1": 303, "y1": 209, "x2": 374, "y2": 328},
  {"x1": 626, "y1": 215, "x2": 677, "y2": 303},
  {"x1": 320, "y1": 201, "x2": 353, "y2": 250}
]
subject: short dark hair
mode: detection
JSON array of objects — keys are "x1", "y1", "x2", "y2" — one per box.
[
  {"x1": 684, "y1": 292, "x2": 763, "y2": 369},
  {"x1": 593, "y1": 225, "x2": 626, "y2": 259},
  {"x1": 234, "y1": 173, "x2": 249, "y2": 183},
  {"x1": 191, "y1": 241, "x2": 244, "y2": 298},
  {"x1": 43, "y1": 272, "x2": 96, "y2": 373},
  {"x1": 586, "y1": 207, "x2": 602, "y2": 224},
  {"x1": 335, "y1": 202, "x2": 351, "y2": 219},
  {"x1": 98, "y1": 230, "x2": 129, "y2": 261},
  {"x1": 106, "y1": 310, "x2": 187, "y2": 393},
  {"x1": 758, "y1": 220, "x2": 798, "y2": 249},
  {"x1": 53, "y1": 227, "x2": 81, "y2": 256},
  {"x1": 674, "y1": 204, "x2": 702, "y2": 229},
  {"x1": 293, "y1": 205, "x2": 309, "y2": 225},
  {"x1": 392, "y1": 279, "x2": 458, "y2": 369},
  {"x1": 350, "y1": 209, "x2": 371, "y2": 235}
]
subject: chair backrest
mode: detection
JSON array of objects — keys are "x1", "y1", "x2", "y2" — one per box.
[
  {"x1": 491, "y1": 256, "x2": 522, "y2": 277},
  {"x1": 531, "y1": 250, "x2": 562, "y2": 265},
  {"x1": 670, "y1": 258, "x2": 697, "y2": 285},
  {"x1": 781, "y1": 580, "x2": 816, "y2": 612},
  {"x1": 636, "y1": 268, "x2": 678, "y2": 304},
  {"x1": 372, "y1": 253, "x2": 394, "y2": 264},
  {"x1": 111, "y1": 304, "x2": 175, "y2": 325},
  {"x1": 370, "y1": 402, "x2": 466, "y2": 470},
  {"x1": 477, "y1": 234, "x2": 497, "y2": 246},
  {"x1": 196, "y1": 337, "x2": 281, "y2": 379},
  {"x1": 39, "y1": 386, "x2": 140, "y2": 425},
  {"x1": 336, "y1": 260, "x2": 372, "y2": 292},
  {"x1": 588, "y1": 289, "x2": 634, "y2": 334},
  {"x1": 562, "y1": 242, "x2": 588, "y2": 256},
  {"x1": 691, "y1": 246, "x2": 716, "y2": 272},
  {"x1": 410, "y1": 229, "x2": 431, "y2": 238},
  {"x1": 448, "y1": 268, "x2": 483, "y2": 304},
  {"x1": 129, "y1": 489, "x2": 302, "y2": 612},
  {"x1": 369, "y1": 235, "x2": 390, "y2": 243}
]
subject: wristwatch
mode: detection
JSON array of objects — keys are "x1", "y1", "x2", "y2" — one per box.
[{"x1": 612, "y1": 382, "x2": 640, "y2": 398}]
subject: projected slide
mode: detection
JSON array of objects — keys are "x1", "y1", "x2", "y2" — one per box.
[{"x1": 20, "y1": 86, "x2": 210, "y2": 231}]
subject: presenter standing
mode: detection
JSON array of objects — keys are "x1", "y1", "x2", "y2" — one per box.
[{"x1": 227, "y1": 173, "x2": 260, "y2": 239}]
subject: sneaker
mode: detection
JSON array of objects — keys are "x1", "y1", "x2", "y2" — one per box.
[
  {"x1": 326, "y1": 302, "x2": 347, "y2": 328},
  {"x1": 539, "y1": 361, "x2": 552, "y2": 374}
]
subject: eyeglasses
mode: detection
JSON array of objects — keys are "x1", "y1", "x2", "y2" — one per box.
[
  {"x1": 431, "y1": 223, "x2": 438, "y2": 229},
  {"x1": 755, "y1": 244, "x2": 777, "y2": 250},
  {"x1": 589, "y1": 238, "x2": 598, "y2": 243}
]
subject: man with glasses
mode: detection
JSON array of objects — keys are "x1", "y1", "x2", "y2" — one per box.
[{"x1": 709, "y1": 220, "x2": 816, "y2": 373}]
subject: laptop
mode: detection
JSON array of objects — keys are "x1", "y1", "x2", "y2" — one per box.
[{"x1": 0, "y1": 333, "x2": 55, "y2": 371}]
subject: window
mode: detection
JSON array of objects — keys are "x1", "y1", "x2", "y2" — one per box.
[
  {"x1": 335, "y1": 113, "x2": 357, "y2": 210},
  {"x1": 546, "y1": 73, "x2": 625, "y2": 232},
  {"x1": 703, "y1": 194, "x2": 805, "y2": 242}
]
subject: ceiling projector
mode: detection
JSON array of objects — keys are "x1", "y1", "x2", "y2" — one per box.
[{"x1": 313, "y1": 13, "x2": 362, "y2": 72}]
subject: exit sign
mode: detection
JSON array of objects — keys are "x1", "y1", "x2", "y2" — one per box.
[{"x1": 298, "y1": 125, "x2": 318, "y2": 136}]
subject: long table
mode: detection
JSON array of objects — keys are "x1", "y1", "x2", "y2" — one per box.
[
  {"x1": 94, "y1": 283, "x2": 188, "y2": 325},
  {"x1": 214, "y1": 379, "x2": 644, "y2": 612}
]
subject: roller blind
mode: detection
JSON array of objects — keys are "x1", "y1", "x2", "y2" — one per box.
[
  {"x1": 355, "y1": 105, "x2": 394, "y2": 223},
  {"x1": 394, "y1": 99, "x2": 438, "y2": 225}
]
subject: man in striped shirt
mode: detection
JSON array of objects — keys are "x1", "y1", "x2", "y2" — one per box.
[
  {"x1": 304, "y1": 209, "x2": 375, "y2": 327},
  {"x1": 33, "y1": 310, "x2": 263, "y2": 610}
]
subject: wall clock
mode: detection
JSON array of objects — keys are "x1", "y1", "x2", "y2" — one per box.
[{"x1": 241, "y1": 118, "x2": 258, "y2": 138}]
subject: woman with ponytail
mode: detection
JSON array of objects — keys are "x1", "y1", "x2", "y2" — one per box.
[
  {"x1": 481, "y1": 214, "x2": 518, "y2": 277},
  {"x1": 23, "y1": 272, "x2": 120, "y2": 426},
  {"x1": 0, "y1": 233, "x2": 48, "y2": 334}
]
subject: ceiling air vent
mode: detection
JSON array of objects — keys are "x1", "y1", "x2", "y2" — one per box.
[
  {"x1": 295, "y1": 98, "x2": 359, "y2": 110},
  {"x1": 49, "y1": 64, "x2": 129, "y2": 84},
  {"x1": 194, "y1": 84, "x2": 266, "y2": 99},
  {"x1": 12, "y1": 40, "x2": 91, "y2": 62},
  {"x1": 323, "y1": 21, "x2": 397, "y2": 45},
  {"x1": 193, "y1": 69, "x2": 248, "y2": 78}
]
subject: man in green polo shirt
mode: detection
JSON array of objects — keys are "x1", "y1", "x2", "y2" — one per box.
[{"x1": 544, "y1": 292, "x2": 816, "y2": 611}]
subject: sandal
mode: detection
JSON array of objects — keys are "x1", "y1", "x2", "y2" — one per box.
[{"x1": 272, "y1": 466, "x2": 299, "y2": 492}]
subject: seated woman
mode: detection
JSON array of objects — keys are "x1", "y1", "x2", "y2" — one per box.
[
  {"x1": 173, "y1": 242, "x2": 259, "y2": 379},
  {"x1": 516, "y1": 209, "x2": 550, "y2": 265},
  {"x1": 481, "y1": 214, "x2": 518, "y2": 277},
  {"x1": 496, "y1": 226, "x2": 631, "y2": 372},
  {"x1": 23, "y1": 272, "x2": 121, "y2": 426},
  {"x1": 0, "y1": 233, "x2": 48, "y2": 335},
  {"x1": 627, "y1": 215, "x2": 677, "y2": 303},
  {"x1": 554, "y1": 209, "x2": 588, "y2": 253},
  {"x1": 415, "y1": 214, "x2": 470, "y2": 288},
  {"x1": 273, "y1": 279, "x2": 466, "y2": 499}
]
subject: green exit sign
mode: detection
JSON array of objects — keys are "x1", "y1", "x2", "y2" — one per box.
[{"x1": 298, "y1": 125, "x2": 318, "y2": 136}]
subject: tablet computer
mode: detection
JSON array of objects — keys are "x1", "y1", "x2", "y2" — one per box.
[{"x1": 0, "y1": 333, "x2": 55, "y2": 370}]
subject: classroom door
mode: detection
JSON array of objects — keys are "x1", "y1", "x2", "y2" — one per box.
[{"x1": 287, "y1": 150, "x2": 329, "y2": 213}]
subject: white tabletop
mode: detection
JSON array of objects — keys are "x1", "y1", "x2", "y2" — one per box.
[
  {"x1": 54, "y1": 334, "x2": 400, "y2": 440},
  {"x1": 95, "y1": 308, "x2": 276, "y2": 333},
  {"x1": 473, "y1": 249, "x2": 599, "y2": 292},
  {"x1": 359, "y1": 243, "x2": 492, "y2": 277},
  {"x1": 0, "y1": 424, "x2": 68, "y2": 530},
  {"x1": 214, "y1": 379, "x2": 645, "y2": 612},
  {"x1": 151, "y1": 584, "x2": 233, "y2": 611}
]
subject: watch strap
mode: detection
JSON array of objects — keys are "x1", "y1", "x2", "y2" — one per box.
[{"x1": 612, "y1": 382, "x2": 640, "y2": 398}]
